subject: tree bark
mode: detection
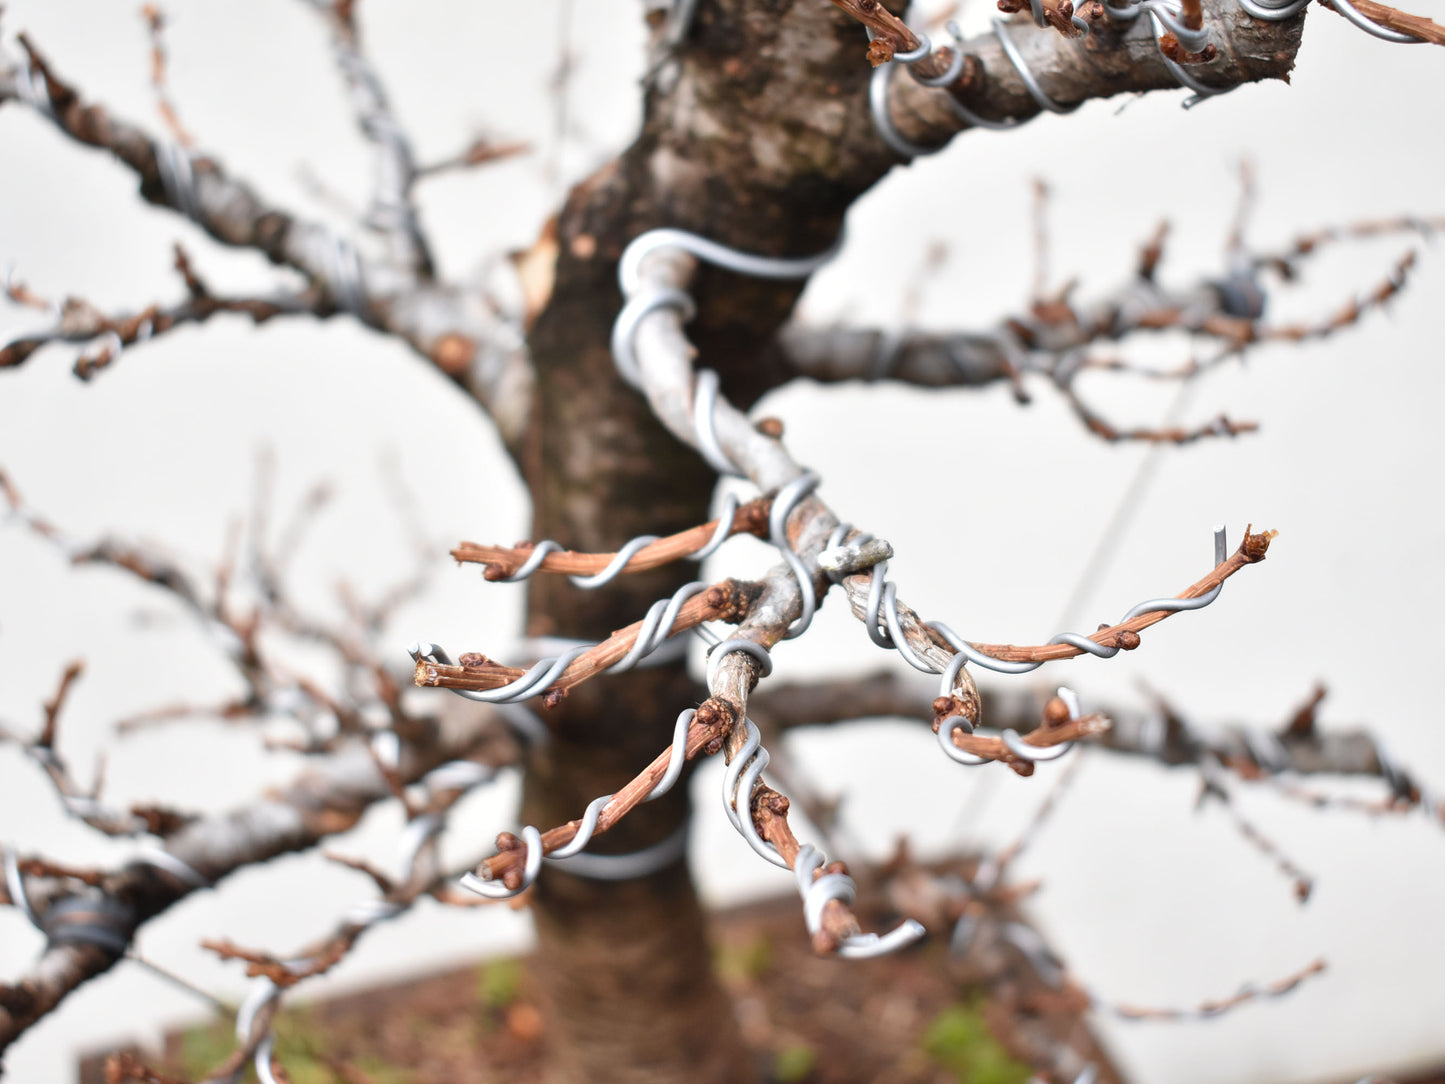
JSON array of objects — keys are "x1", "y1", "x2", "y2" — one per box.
[{"x1": 516, "y1": 4, "x2": 898, "y2": 1077}]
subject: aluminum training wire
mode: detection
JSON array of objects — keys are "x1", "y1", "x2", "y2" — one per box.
[{"x1": 867, "y1": 0, "x2": 1425, "y2": 152}]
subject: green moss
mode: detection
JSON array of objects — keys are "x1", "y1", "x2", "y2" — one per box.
[
  {"x1": 922, "y1": 1003, "x2": 1032, "y2": 1084},
  {"x1": 714, "y1": 932, "x2": 773, "y2": 985},
  {"x1": 177, "y1": 1018, "x2": 236, "y2": 1079},
  {"x1": 772, "y1": 1042, "x2": 818, "y2": 1083},
  {"x1": 477, "y1": 958, "x2": 522, "y2": 1010}
]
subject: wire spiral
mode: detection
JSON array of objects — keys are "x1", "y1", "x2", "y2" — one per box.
[
  {"x1": 848, "y1": 527, "x2": 1227, "y2": 765},
  {"x1": 937, "y1": 684, "x2": 1082, "y2": 767},
  {"x1": 458, "y1": 708, "x2": 697, "y2": 898},
  {"x1": 1319, "y1": 0, "x2": 1426, "y2": 40},
  {"x1": 407, "y1": 577, "x2": 712, "y2": 704},
  {"x1": 713, "y1": 707, "x2": 927, "y2": 957},
  {"x1": 863, "y1": 524, "x2": 1227, "y2": 676},
  {"x1": 722, "y1": 717, "x2": 789, "y2": 867},
  {"x1": 794, "y1": 843, "x2": 927, "y2": 959},
  {"x1": 868, "y1": 0, "x2": 1423, "y2": 154}
]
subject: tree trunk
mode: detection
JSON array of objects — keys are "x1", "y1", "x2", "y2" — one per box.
[
  {"x1": 509, "y1": 2, "x2": 919, "y2": 1076},
  {"x1": 515, "y1": 5, "x2": 896, "y2": 1077}
]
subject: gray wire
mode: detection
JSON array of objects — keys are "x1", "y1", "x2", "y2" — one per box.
[
  {"x1": 794, "y1": 843, "x2": 927, "y2": 959},
  {"x1": 499, "y1": 491, "x2": 743, "y2": 587},
  {"x1": 1324, "y1": 0, "x2": 1425, "y2": 41},
  {"x1": 1237, "y1": 0, "x2": 1311, "y2": 18},
  {"x1": 549, "y1": 820, "x2": 689, "y2": 880},
  {"x1": 154, "y1": 142, "x2": 205, "y2": 225},
  {"x1": 693, "y1": 370, "x2": 743, "y2": 475},
  {"x1": 3, "y1": 847, "x2": 39, "y2": 928},
  {"x1": 473, "y1": 707, "x2": 699, "y2": 887},
  {"x1": 706, "y1": 636, "x2": 775, "y2": 689},
  {"x1": 459, "y1": 824, "x2": 543, "y2": 899},
  {"x1": 721, "y1": 718, "x2": 787, "y2": 866},
  {"x1": 14, "y1": 57, "x2": 56, "y2": 119},
  {"x1": 325, "y1": 235, "x2": 369, "y2": 319},
  {"x1": 871, "y1": 60, "x2": 946, "y2": 158},
  {"x1": 992, "y1": 18, "x2": 1080, "y2": 115},
  {"x1": 617, "y1": 228, "x2": 841, "y2": 298},
  {"x1": 770, "y1": 473, "x2": 821, "y2": 639},
  {"x1": 610, "y1": 286, "x2": 697, "y2": 389},
  {"x1": 918, "y1": 525, "x2": 1229, "y2": 676}
]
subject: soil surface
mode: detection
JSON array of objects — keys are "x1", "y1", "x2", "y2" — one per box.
[
  {"x1": 82, "y1": 894, "x2": 1024, "y2": 1084},
  {"x1": 81, "y1": 893, "x2": 1443, "y2": 1084}
]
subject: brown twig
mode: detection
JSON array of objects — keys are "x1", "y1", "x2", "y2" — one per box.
[
  {"x1": 414, "y1": 137, "x2": 532, "y2": 178},
  {"x1": 1320, "y1": 0, "x2": 1445, "y2": 44},
  {"x1": 139, "y1": 6, "x2": 195, "y2": 147},
  {"x1": 38, "y1": 660, "x2": 84, "y2": 750},
  {"x1": 965, "y1": 526, "x2": 1273, "y2": 664},
  {"x1": 940, "y1": 705, "x2": 1110, "y2": 778},
  {"x1": 1062, "y1": 387, "x2": 1258, "y2": 443},
  {"x1": 453, "y1": 498, "x2": 772, "y2": 580},
  {"x1": 1262, "y1": 251, "x2": 1416, "y2": 344},
  {"x1": 414, "y1": 577, "x2": 761, "y2": 704},
  {"x1": 753, "y1": 786, "x2": 868, "y2": 955},
  {"x1": 1198, "y1": 762, "x2": 1314, "y2": 901},
  {"x1": 0, "y1": 269, "x2": 315, "y2": 378},
  {"x1": 1259, "y1": 215, "x2": 1445, "y2": 279},
  {"x1": 1, "y1": 264, "x2": 56, "y2": 312},
  {"x1": 997, "y1": 0, "x2": 1090, "y2": 38},
  {"x1": 1105, "y1": 958, "x2": 1327, "y2": 1020},
  {"x1": 827, "y1": 0, "x2": 925, "y2": 63},
  {"x1": 474, "y1": 697, "x2": 738, "y2": 887}
]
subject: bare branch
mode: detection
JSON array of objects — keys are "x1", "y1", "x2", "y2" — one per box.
[
  {"x1": 0, "y1": 704, "x2": 523, "y2": 1053},
  {"x1": 780, "y1": 214, "x2": 1438, "y2": 444},
  {"x1": 853, "y1": 0, "x2": 1303, "y2": 148},
  {"x1": 139, "y1": 5, "x2": 195, "y2": 147},
  {"x1": 0, "y1": 37, "x2": 532, "y2": 444},
  {"x1": 472, "y1": 699, "x2": 735, "y2": 888},
  {"x1": 452, "y1": 498, "x2": 772, "y2": 581},
  {"x1": 414, "y1": 577, "x2": 761, "y2": 705},
  {"x1": 1319, "y1": 0, "x2": 1445, "y2": 44},
  {"x1": 1104, "y1": 958, "x2": 1328, "y2": 1020},
  {"x1": 299, "y1": 0, "x2": 435, "y2": 278},
  {"x1": 1198, "y1": 761, "x2": 1315, "y2": 901},
  {"x1": 1, "y1": 248, "x2": 315, "y2": 381}
]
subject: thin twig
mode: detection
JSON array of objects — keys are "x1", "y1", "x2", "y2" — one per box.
[
  {"x1": 965, "y1": 527, "x2": 1272, "y2": 664},
  {"x1": 140, "y1": 5, "x2": 195, "y2": 146},
  {"x1": 452, "y1": 498, "x2": 772, "y2": 580},
  {"x1": 414, "y1": 577, "x2": 760, "y2": 703}
]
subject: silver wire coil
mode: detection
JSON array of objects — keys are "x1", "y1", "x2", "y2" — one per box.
[
  {"x1": 611, "y1": 227, "x2": 838, "y2": 403},
  {"x1": 1103, "y1": 0, "x2": 1212, "y2": 49},
  {"x1": 496, "y1": 491, "x2": 742, "y2": 586},
  {"x1": 794, "y1": 843, "x2": 927, "y2": 959},
  {"x1": 1323, "y1": 0, "x2": 1425, "y2": 41},
  {"x1": 861, "y1": 525, "x2": 1228, "y2": 679},
  {"x1": 1236, "y1": 0, "x2": 1312, "y2": 17},
  {"x1": 937, "y1": 685, "x2": 1081, "y2": 767},
  {"x1": 154, "y1": 142, "x2": 205, "y2": 225},
  {"x1": 770, "y1": 472, "x2": 822, "y2": 639},
  {"x1": 460, "y1": 707, "x2": 697, "y2": 898},
  {"x1": 13, "y1": 56, "x2": 56, "y2": 119},
  {"x1": 713, "y1": 712, "x2": 928, "y2": 957},
  {"x1": 459, "y1": 824, "x2": 543, "y2": 900},
  {"x1": 722, "y1": 718, "x2": 789, "y2": 867},
  {"x1": 407, "y1": 578, "x2": 710, "y2": 704}
]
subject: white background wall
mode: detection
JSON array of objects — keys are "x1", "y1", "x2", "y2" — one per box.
[{"x1": 2, "y1": 2, "x2": 1443, "y2": 1082}]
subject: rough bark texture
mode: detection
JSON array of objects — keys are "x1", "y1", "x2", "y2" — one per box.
[
  {"x1": 0, "y1": 0, "x2": 1315, "y2": 1078},
  {"x1": 515, "y1": 4, "x2": 897, "y2": 1078}
]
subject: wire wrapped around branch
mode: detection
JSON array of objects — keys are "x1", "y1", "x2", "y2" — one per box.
[{"x1": 453, "y1": 496, "x2": 772, "y2": 582}]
